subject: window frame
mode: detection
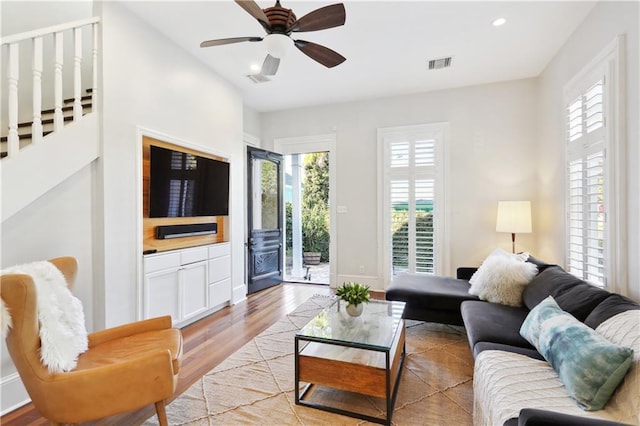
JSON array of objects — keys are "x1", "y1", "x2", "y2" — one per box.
[
  {"x1": 562, "y1": 35, "x2": 626, "y2": 293},
  {"x1": 377, "y1": 123, "x2": 450, "y2": 289}
]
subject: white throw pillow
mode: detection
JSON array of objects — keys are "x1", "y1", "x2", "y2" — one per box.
[{"x1": 469, "y1": 248, "x2": 538, "y2": 307}]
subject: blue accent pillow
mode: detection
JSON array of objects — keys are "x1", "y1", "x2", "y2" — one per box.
[
  {"x1": 519, "y1": 295, "x2": 566, "y2": 348},
  {"x1": 520, "y1": 296, "x2": 634, "y2": 410}
]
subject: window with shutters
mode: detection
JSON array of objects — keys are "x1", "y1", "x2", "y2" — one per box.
[
  {"x1": 379, "y1": 123, "x2": 448, "y2": 285},
  {"x1": 566, "y1": 79, "x2": 606, "y2": 286},
  {"x1": 563, "y1": 36, "x2": 624, "y2": 291}
]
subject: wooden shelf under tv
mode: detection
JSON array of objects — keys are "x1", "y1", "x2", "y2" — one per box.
[{"x1": 142, "y1": 136, "x2": 228, "y2": 252}]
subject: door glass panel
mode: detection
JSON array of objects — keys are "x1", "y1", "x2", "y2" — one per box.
[{"x1": 252, "y1": 158, "x2": 278, "y2": 230}]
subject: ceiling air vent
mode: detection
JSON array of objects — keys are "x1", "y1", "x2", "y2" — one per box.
[
  {"x1": 246, "y1": 74, "x2": 271, "y2": 84},
  {"x1": 428, "y1": 56, "x2": 452, "y2": 70}
]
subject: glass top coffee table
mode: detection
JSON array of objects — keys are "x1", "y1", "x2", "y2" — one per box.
[{"x1": 294, "y1": 298, "x2": 406, "y2": 425}]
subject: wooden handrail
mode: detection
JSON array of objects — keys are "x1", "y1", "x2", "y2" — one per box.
[{"x1": 0, "y1": 17, "x2": 99, "y2": 45}]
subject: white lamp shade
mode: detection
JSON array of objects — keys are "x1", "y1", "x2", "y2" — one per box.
[
  {"x1": 263, "y1": 34, "x2": 291, "y2": 58},
  {"x1": 496, "y1": 201, "x2": 532, "y2": 233}
]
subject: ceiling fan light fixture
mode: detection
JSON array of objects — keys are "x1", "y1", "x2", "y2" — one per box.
[
  {"x1": 201, "y1": 1, "x2": 347, "y2": 76},
  {"x1": 263, "y1": 33, "x2": 292, "y2": 58}
]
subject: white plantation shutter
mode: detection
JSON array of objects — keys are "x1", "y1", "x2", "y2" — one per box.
[
  {"x1": 565, "y1": 79, "x2": 606, "y2": 287},
  {"x1": 380, "y1": 124, "x2": 447, "y2": 281},
  {"x1": 415, "y1": 178, "x2": 435, "y2": 273},
  {"x1": 390, "y1": 178, "x2": 410, "y2": 273},
  {"x1": 562, "y1": 37, "x2": 625, "y2": 294}
]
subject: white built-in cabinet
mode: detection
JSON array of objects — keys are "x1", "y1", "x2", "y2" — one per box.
[
  {"x1": 207, "y1": 243, "x2": 232, "y2": 308},
  {"x1": 143, "y1": 242, "x2": 231, "y2": 326}
]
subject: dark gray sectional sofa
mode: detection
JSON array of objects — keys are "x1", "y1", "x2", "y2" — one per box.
[
  {"x1": 385, "y1": 256, "x2": 640, "y2": 426},
  {"x1": 383, "y1": 269, "x2": 479, "y2": 326}
]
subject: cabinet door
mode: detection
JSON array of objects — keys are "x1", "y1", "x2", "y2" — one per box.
[
  {"x1": 181, "y1": 261, "x2": 208, "y2": 321},
  {"x1": 144, "y1": 268, "x2": 180, "y2": 321},
  {"x1": 209, "y1": 279, "x2": 231, "y2": 308}
]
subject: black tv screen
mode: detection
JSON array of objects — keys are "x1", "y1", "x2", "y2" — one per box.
[{"x1": 149, "y1": 145, "x2": 230, "y2": 217}]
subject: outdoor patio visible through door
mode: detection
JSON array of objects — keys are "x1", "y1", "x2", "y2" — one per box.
[{"x1": 284, "y1": 151, "x2": 330, "y2": 285}]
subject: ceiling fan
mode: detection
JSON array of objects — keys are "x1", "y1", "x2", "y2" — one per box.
[{"x1": 200, "y1": 0, "x2": 346, "y2": 77}]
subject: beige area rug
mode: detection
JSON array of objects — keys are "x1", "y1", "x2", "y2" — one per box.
[{"x1": 145, "y1": 295, "x2": 474, "y2": 425}]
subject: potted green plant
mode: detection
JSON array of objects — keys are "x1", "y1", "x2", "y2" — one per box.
[
  {"x1": 302, "y1": 204, "x2": 329, "y2": 265},
  {"x1": 335, "y1": 282, "x2": 371, "y2": 317}
]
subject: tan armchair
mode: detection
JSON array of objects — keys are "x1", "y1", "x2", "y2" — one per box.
[{"x1": 1, "y1": 257, "x2": 183, "y2": 425}]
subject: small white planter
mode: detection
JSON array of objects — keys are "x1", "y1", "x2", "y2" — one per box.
[{"x1": 346, "y1": 303, "x2": 363, "y2": 317}]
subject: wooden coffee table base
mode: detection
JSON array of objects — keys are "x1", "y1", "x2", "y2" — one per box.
[{"x1": 294, "y1": 324, "x2": 405, "y2": 425}]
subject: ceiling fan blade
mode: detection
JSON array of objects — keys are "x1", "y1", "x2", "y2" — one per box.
[
  {"x1": 200, "y1": 36, "x2": 262, "y2": 48},
  {"x1": 288, "y1": 3, "x2": 345, "y2": 33},
  {"x1": 294, "y1": 39, "x2": 346, "y2": 68},
  {"x1": 260, "y1": 54, "x2": 280, "y2": 76},
  {"x1": 235, "y1": 0, "x2": 271, "y2": 30}
]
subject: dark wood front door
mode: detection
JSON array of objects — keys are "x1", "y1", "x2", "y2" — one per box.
[{"x1": 247, "y1": 147, "x2": 284, "y2": 294}]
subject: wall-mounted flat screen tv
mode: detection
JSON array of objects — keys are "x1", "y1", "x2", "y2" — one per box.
[{"x1": 149, "y1": 145, "x2": 230, "y2": 218}]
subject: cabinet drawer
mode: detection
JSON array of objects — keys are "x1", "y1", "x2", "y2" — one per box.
[
  {"x1": 181, "y1": 246, "x2": 208, "y2": 265},
  {"x1": 208, "y1": 242, "x2": 231, "y2": 259},
  {"x1": 144, "y1": 252, "x2": 181, "y2": 273},
  {"x1": 208, "y1": 279, "x2": 231, "y2": 308},
  {"x1": 209, "y1": 256, "x2": 231, "y2": 283}
]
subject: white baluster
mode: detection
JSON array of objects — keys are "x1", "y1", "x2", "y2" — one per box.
[
  {"x1": 92, "y1": 22, "x2": 98, "y2": 112},
  {"x1": 73, "y1": 27, "x2": 82, "y2": 121},
  {"x1": 32, "y1": 36, "x2": 43, "y2": 145},
  {"x1": 7, "y1": 43, "x2": 19, "y2": 157},
  {"x1": 54, "y1": 31, "x2": 64, "y2": 132}
]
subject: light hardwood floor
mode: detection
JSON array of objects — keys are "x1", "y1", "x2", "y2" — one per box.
[{"x1": 0, "y1": 283, "x2": 333, "y2": 426}]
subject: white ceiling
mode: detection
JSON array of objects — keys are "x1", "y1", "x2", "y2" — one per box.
[{"x1": 120, "y1": 1, "x2": 597, "y2": 112}]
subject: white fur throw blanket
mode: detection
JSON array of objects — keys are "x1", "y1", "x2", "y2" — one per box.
[
  {"x1": 1, "y1": 298, "x2": 11, "y2": 338},
  {"x1": 1, "y1": 261, "x2": 88, "y2": 373}
]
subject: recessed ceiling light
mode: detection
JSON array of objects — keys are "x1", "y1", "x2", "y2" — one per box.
[
  {"x1": 492, "y1": 17, "x2": 507, "y2": 27},
  {"x1": 250, "y1": 63, "x2": 261, "y2": 72}
]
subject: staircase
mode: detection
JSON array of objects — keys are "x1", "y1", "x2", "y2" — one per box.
[
  {"x1": 0, "y1": 17, "x2": 100, "y2": 221},
  {"x1": 1, "y1": 91, "x2": 93, "y2": 158}
]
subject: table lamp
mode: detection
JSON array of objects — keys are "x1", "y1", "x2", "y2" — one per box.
[{"x1": 496, "y1": 201, "x2": 532, "y2": 253}]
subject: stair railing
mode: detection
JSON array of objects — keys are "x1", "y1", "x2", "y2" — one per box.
[{"x1": 1, "y1": 17, "x2": 99, "y2": 159}]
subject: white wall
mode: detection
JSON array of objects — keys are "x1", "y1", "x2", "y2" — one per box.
[
  {"x1": 98, "y1": 1, "x2": 245, "y2": 327},
  {"x1": 536, "y1": 1, "x2": 639, "y2": 301},
  {"x1": 0, "y1": 1, "x2": 92, "y2": 36},
  {"x1": 243, "y1": 104, "x2": 262, "y2": 139},
  {"x1": 261, "y1": 78, "x2": 539, "y2": 290},
  {"x1": 0, "y1": 163, "x2": 96, "y2": 413}
]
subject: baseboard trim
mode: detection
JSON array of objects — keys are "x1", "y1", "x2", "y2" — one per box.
[
  {"x1": 336, "y1": 274, "x2": 381, "y2": 291},
  {"x1": 1, "y1": 372, "x2": 29, "y2": 415},
  {"x1": 232, "y1": 285, "x2": 246, "y2": 304}
]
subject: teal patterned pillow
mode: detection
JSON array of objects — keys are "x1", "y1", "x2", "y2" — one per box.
[
  {"x1": 532, "y1": 300, "x2": 634, "y2": 410},
  {"x1": 520, "y1": 296, "x2": 566, "y2": 348}
]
